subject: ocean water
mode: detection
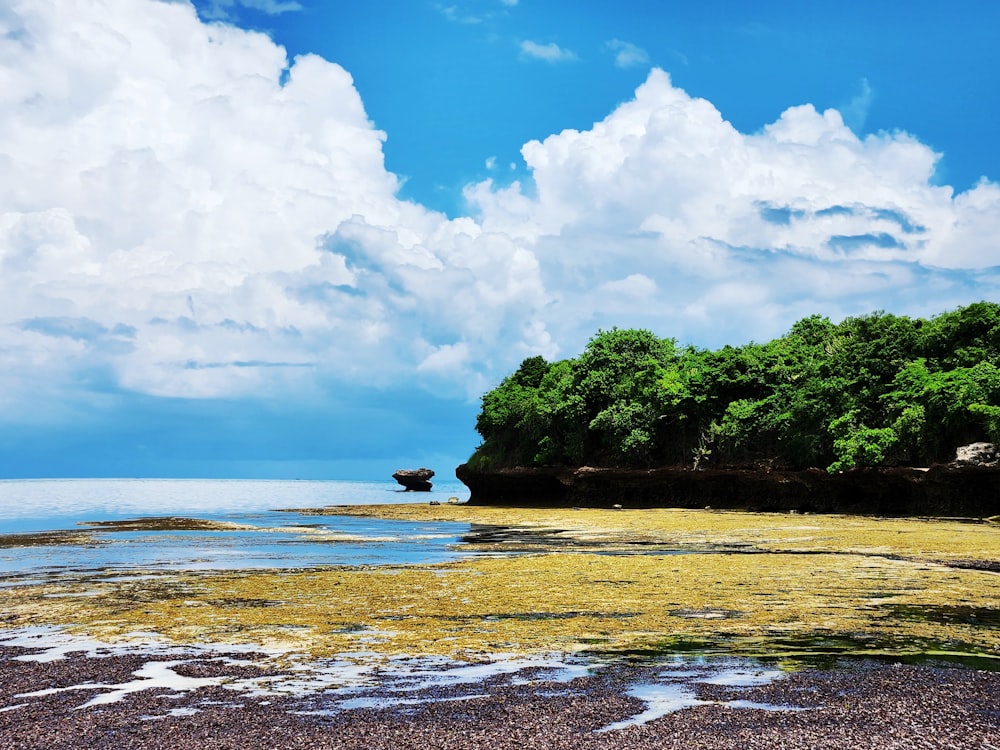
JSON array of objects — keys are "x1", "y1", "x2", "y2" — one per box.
[{"x1": 0, "y1": 478, "x2": 472, "y2": 575}]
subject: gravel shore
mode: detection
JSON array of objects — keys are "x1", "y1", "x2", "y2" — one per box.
[{"x1": 2, "y1": 646, "x2": 998, "y2": 749}]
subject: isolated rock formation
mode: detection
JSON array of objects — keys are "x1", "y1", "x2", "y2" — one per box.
[{"x1": 393, "y1": 468, "x2": 434, "y2": 492}]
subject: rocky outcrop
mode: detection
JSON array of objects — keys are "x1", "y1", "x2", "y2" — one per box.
[
  {"x1": 392, "y1": 468, "x2": 434, "y2": 492},
  {"x1": 455, "y1": 461, "x2": 1000, "y2": 518},
  {"x1": 954, "y1": 442, "x2": 999, "y2": 467}
]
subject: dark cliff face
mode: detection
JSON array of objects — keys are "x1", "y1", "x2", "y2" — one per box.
[{"x1": 455, "y1": 463, "x2": 1000, "y2": 518}]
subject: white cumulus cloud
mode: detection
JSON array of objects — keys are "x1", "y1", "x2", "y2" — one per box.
[
  {"x1": 0, "y1": 0, "x2": 551, "y2": 407},
  {"x1": 2, "y1": 2, "x2": 1000, "y2": 424},
  {"x1": 467, "y1": 68, "x2": 1000, "y2": 350}
]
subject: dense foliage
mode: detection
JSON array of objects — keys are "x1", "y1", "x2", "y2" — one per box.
[{"x1": 470, "y1": 302, "x2": 1000, "y2": 473}]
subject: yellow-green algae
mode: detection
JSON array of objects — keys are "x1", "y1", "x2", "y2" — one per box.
[{"x1": 5, "y1": 506, "x2": 1000, "y2": 664}]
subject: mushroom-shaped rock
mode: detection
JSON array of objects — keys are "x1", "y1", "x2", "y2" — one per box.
[{"x1": 392, "y1": 468, "x2": 435, "y2": 492}]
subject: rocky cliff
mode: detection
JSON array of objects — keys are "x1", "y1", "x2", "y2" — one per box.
[{"x1": 455, "y1": 461, "x2": 1000, "y2": 517}]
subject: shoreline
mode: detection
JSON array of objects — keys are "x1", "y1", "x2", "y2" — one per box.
[{"x1": 4, "y1": 502, "x2": 1000, "y2": 746}]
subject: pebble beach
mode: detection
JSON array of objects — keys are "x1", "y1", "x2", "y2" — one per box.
[{"x1": 2, "y1": 644, "x2": 998, "y2": 749}]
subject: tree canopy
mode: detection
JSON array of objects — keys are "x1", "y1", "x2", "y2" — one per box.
[{"x1": 469, "y1": 302, "x2": 1000, "y2": 473}]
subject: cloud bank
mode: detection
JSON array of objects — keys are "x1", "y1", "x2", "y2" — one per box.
[
  {"x1": 2, "y1": 0, "x2": 1000, "y2": 427},
  {"x1": 1, "y1": 0, "x2": 548, "y2": 411},
  {"x1": 467, "y1": 69, "x2": 1000, "y2": 348}
]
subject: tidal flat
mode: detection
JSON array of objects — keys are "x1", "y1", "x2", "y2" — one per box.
[
  {"x1": 4, "y1": 504, "x2": 1000, "y2": 747},
  {"x1": 5, "y1": 505, "x2": 1000, "y2": 663}
]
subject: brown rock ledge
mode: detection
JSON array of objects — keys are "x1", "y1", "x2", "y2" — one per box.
[{"x1": 456, "y1": 463, "x2": 1000, "y2": 517}]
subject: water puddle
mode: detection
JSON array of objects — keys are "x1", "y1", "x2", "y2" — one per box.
[
  {"x1": 883, "y1": 603, "x2": 1000, "y2": 627},
  {"x1": 0, "y1": 630, "x2": 596, "y2": 719},
  {"x1": 16, "y1": 661, "x2": 227, "y2": 710},
  {"x1": 597, "y1": 683, "x2": 711, "y2": 731},
  {"x1": 329, "y1": 692, "x2": 490, "y2": 711},
  {"x1": 584, "y1": 631, "x2": 1000, "y2": 671},
  {"x1": 0, "y1": 627, "x2": 271, "y2": 668},
  {"x1": 595, "y1": 662, "x2": 805, "y2": 732}
]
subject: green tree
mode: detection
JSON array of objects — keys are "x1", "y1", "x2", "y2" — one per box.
[
  {"x1": 575, "y1": 329, "x2": 674, "y2": 465},
  {"x1": 467, "y1": 302, "x2": 1000, "y2": 473}
]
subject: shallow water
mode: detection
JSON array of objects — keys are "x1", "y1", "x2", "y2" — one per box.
[
  {"x1": 0, "y1": 478, "x2": 468, "y2": 530},
  {"x1": 0, "y1": 479, "x2": 472, "y2": 574}
]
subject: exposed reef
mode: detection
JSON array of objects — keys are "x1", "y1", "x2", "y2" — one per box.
[{"x1": 455, "y1": 462, "x2": 1000, "y2": 517}]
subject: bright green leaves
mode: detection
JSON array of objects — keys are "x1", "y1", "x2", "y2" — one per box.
[
  {"x1": 828, "y1": 410, "x2": 900, "y2": 472},
  {"x1": 470, "y1": 302, "x2": 1000, "y2": 471},
  {"x1": 882, "y1": 358, "x2": 1000, "y2": 462},
  {"x1": 474, "y1": 356, "x2": 555, "y2": 467},
  {"x1": 712, "y1": 398, "x2": 766, "y2": 456},
  {"x1": 576, "y1": 328, "x2": 676, "y2": 465},
  {"x1": 589, "y1": 401, "x2": 657, "y2": 463}
]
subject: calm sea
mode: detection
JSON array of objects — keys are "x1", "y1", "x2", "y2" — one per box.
[{"x1": 0, "y1": 478, "x2": 473, "y2": 576}]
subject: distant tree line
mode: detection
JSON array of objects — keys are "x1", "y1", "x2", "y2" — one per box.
[{"x1": 469, "y1": 302, "x2": 1000, "y2": 473}]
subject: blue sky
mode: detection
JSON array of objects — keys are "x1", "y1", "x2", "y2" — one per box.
[
  {"x1": 1, "y1": 0, "x2": 999, "y2": 479},
  {"x1": 211, "y1": 0, "x2": 999, "y2": 216}
]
